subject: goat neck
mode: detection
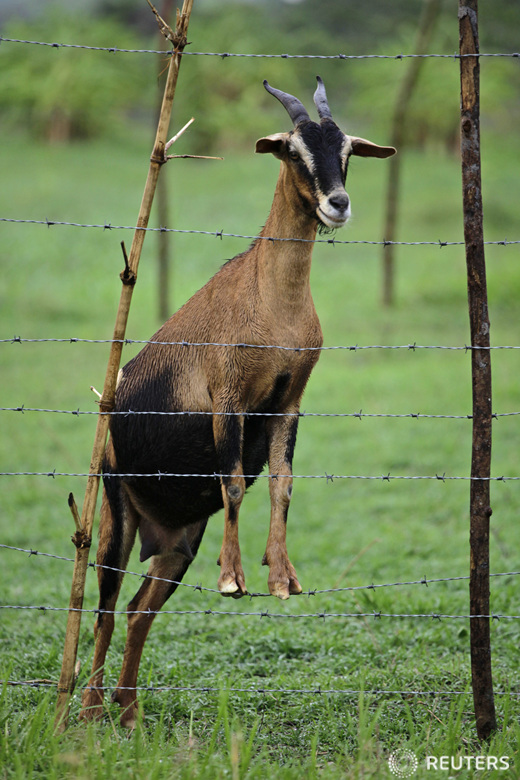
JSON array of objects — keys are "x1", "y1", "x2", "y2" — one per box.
[{"x1": 255, "y1": 165, "x2": 318, "y2": 311}]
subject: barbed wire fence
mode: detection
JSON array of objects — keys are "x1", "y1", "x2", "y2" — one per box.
[
  {"x1": 2, "y1": 539, "x2": 520, "y2": 701},
  {"x1": 1, "y1": 4, "x2": 519, "y2": 734}
]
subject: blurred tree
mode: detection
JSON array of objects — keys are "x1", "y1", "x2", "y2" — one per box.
[
  {"x1": 0, "y1": 7, "x2": 154, "y2": 141},
  {"x1": 351, "y1": 12, "x2": 520, "y2": 152}
]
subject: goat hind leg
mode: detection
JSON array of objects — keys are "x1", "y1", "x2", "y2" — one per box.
[
  {"x1": 79, "y1": 486, "x2": 137, "y2": 721},
  {"x1": 112, "y1": 519, "x2": 207, "y2": 728}
]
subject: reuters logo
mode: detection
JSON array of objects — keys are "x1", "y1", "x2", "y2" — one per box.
[{"x1": 388, "y1": 749, "x2": 419, "y2": 777}]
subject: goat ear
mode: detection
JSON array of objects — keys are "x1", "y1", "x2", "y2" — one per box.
[
  {"x1": 255, "y1": 133, "x2": 288, "y2": 158},
  {"x1": 349, "y1": 136, "x2": 396, "y2": 159}
]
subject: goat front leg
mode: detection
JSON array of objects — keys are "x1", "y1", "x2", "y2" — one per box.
[
  {"x1": 262, "y1": 410, "x2": 302, "y2": 600},
  {"x1": 213, "y1": 399, "x2": 247, "y2": 596}
]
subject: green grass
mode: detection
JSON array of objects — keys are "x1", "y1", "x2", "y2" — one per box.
[{"x1": 1, "y1": 126, "x2": 520, "y2": 778}]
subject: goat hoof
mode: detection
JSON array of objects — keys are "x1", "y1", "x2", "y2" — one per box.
[
  {"x1": 218, "y1": 574, "x2": 247, "y2": 597},
  {"x1": 268, "y1": 572, "x2": 302, "y2": 600},
  {"x1": 269, "y1": 581, "x2": 291, "y2": 600},
  {"x1": 223, "y1": 589, "x2": 246, "y2": 599},
  {"x1": 111, "y1": 688, "x2": 139, "y2": 729},
  {"x1": 120, "y1": 705, "x2": 138, "y2": 730},
  {"x1": 79, "y1": 687, "x2": 105, "y2": 722},
  {"x1": 116, "y1": 699, "x2": 139, "y2": 730},
  {"x1": 78, "y1": 703, "x2": 104, "y2": 722}
]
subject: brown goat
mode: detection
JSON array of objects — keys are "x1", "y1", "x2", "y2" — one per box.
[{"x1": 80, "y1": 77, "x2": 395, "y2": 727}]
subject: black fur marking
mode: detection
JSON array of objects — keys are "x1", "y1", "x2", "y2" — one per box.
[
  {"x1": 282, "y1": 504, "x2": 289, "y2": 525},
  {"x1": 98, "y1": 467, "x2": 127, "y2": 619},
  {"x1": 257, "y1": 372, "x2": 292, "y2": 414},
  {"x1": 299, "y1": 119, "x2": 348, "y2": 195},
  {"x1": 225, "y1": 502, "x2": 239, "y2": 525},
  {"x1": 284, "y1": 416, "x2": 299, "y2": 465},
  {"x1": 216, "y1": 413, "x2": 243, "y2": 478}
]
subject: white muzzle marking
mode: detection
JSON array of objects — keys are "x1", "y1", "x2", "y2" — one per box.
[{"x1": 317, "y1": 195, "x2": 351, "y2": 229}]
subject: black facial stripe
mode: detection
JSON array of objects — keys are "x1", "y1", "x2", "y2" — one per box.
[{"x1": 296, "y1": 120, "x2": 348, "y2": 197}]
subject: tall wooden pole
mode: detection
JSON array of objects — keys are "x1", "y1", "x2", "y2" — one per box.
[
  {"x1": 157, "y1": 0, "x2": 175, "y2": 322},
  {"x1": 459, "y1": 0, "x2": 497, "y2": 741},
  {"x1": 381, "y1": 0, "x2": 442, "y2": 306},
  {"x1": 54, "y1": 0, "x2": 195, "y2": 731}
]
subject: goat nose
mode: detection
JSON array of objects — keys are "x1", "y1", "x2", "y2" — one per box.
[{"x1": 328, "y1": 193, "x2": 350, "y2": 212}]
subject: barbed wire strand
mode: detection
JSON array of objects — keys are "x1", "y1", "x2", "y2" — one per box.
[
  {"x1": 2, "y1": 542, "x2": 519, "y2": 599},
  {"x1": 0, "y1": 603, "x2": 517, "y2": 620},
  {"x1": 5, "y1": 678, "x2": 518, "y2": 699},
  {"x1": 3, "y1": 336, "x2": 520, "y2": 351},
  {"x1": 2, "y1": 217, "x2": 520, "y2": 249},
  {"x1": 2, "y1": 406, "x2": 520, "y2": 420},
  {"x1": 1, "y1": 37, "x2": 519, "y2": 59},
  {"x1": 0, "y1": 470, "x2": 518, "y2": 481}
]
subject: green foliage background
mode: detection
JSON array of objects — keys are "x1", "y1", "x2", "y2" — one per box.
[{"x1": 0, "y1": 0, "x2": 519, "y2": 150}]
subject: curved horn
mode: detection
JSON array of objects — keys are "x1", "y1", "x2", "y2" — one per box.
[
  {"x1": 263, "y1": 80, "x2": 310, "y2": 126},
  {"x1": 313, "y1": 76, "x2": 332, "y2": 120}
]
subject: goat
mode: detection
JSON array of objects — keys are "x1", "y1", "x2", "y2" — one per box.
[{"x1": 80, "y1": 77, "x2": 395, "y2": 727}]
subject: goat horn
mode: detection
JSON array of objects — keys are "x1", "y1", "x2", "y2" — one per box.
[
  {"x1": 313, "y1": 76, "x2": 332, "y2": 120},
  {"x1": 263, "y1": 80, "x2": 310, "y2": 126}
]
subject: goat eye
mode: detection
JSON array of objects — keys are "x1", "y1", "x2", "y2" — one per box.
[{"x1": 289, "y1": 150, "x2": 300, "y2": 161}]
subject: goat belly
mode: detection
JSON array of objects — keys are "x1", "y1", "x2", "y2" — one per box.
[
  {"x1": 106, "y1": 400, "x2": 269, "y2": 530},
  {"x1": 108, "y1": 411, "x2": 221, "y2": 528}
]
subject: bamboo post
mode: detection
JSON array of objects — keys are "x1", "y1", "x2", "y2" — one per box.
[
  {"x1": 54, "y1": 0, "x2": 195, "y2": 732},
  {"x1": 459, "y1": 0, "x2": 497, "y2": 741},
  {"x1": 381, "y1": 0, "x2": 442, "y2": 306},
  {"x1": 156, "y1": 0, "x2": 175, "y2": 322}
]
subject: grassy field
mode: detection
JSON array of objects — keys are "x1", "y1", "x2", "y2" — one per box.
[{"x1": 1, "y1": 123, "x2": 520, "y2": 779}]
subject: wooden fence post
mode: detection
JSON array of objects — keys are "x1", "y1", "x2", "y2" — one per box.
[
  {"x1": 54, "y1": 0, "x2": 195, "y2": 732},
  {"x1": 459, "y1": 0, "x2": 497, "y2": 741}
]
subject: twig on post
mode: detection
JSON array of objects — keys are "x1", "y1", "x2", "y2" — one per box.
[
  {"x1": 54, "y1": 0, "x2": 195, "y2": 733},
  {"x1": 68, "y1": 493, "x2": 82, "y2": 534},
  {"x1": 164, "y1": 118, "x2": 224, "y2": 159},
  {"x1": 166, "y1": 154, "x2": 224, "y2": 161},
  {"x1": 120, "y1": 241, "x2": 135, "y2": 286},
  {"x1": 163, "y1": 116, "x2": 224, "y2": 159},
  {"x1": 459, "y1": 0, "x2": 497, "y2": 742},
  {"x1": 146, "y1": 0, "x2": 175, "y2": 43},
  {"x1": 165, "y1": 117, "x2": 195, "y2": 153}
]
